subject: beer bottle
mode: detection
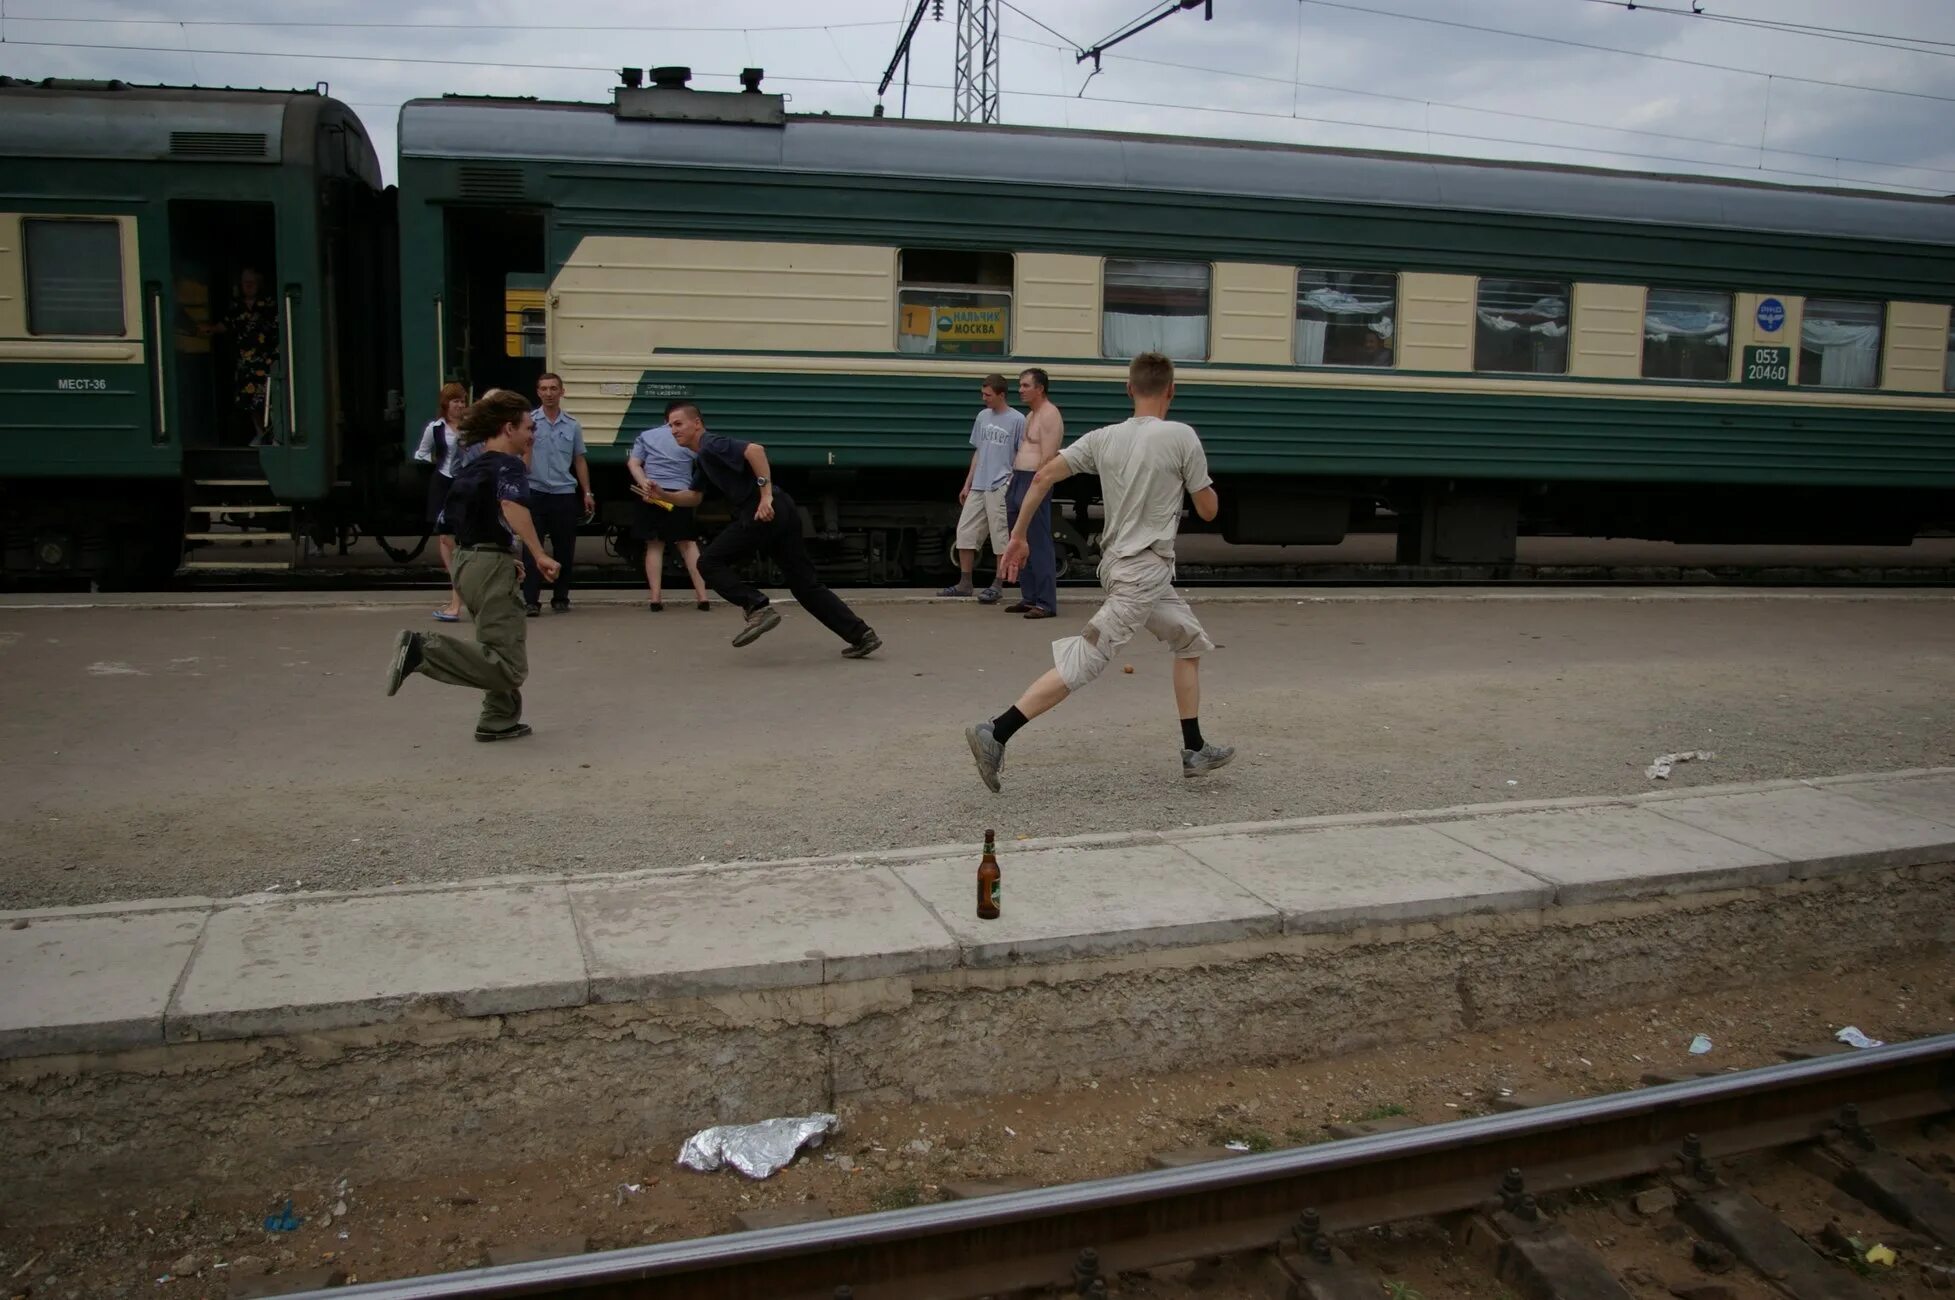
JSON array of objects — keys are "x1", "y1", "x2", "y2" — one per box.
[{"x1": 977, "y1": 828, "x2": 1001, "y2": 920}]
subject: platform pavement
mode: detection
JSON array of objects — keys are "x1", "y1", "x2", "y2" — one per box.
[
  {"x1": 3, "y1": 768, "x2": 1953, "y2": 1060},
  {"x1": 3, "y1": 586, "x2": 1954, "y2": 613}
]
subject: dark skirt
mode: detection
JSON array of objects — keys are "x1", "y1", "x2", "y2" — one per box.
[
  {"x1": 426, "y1": 471, "x2": 454, "y2": 532},
  {"x1": 633, "y1": 500, "x2": 701, "y2": 543}
]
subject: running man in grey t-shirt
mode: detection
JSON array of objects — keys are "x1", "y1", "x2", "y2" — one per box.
[
  {"x1": 964, "y1": 352, "x2": 1234, "y2": 788},
  {"x1": 940, "y1": 374, "x2": 1026, "y2": 603}
]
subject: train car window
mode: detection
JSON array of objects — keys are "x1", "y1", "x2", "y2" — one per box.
[
  {"x1": 1473, "y1": 278, "x2": 1569, "y2": 375},
  {"x1": 23, "y1": 218, "x2": 125, "y2": 337},
  {"x1": 1945, "y1": 319, "x2": 1954, "y2": 393},
  {"x1": 1799, "y1": 298, "x2": 1884, "y2": 389},
  {"x1": 1642, "y1": 288, "x2": 1732, "y2": 382},
  {"x1": 1103, "y1": 259, "x2": 1209, "y2": 361},
  {"x1": 897, "y1": 249, "x2": 1012, "y2": 356},
  {"x1": 1296, "y1": 269, "x2": 1396, "y2": 368},
  {"x1": 505, "y1": 273, "x2": 547, "y2": 359}
]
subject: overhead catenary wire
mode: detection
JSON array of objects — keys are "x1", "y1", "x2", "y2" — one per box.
[
  {"x1": 1574, "y1": 0, "x2": 1955, "y2": 59},
  {"x1": 5, "y1": 29, "x2": 1947, "y2": 196},
  {"x1": 1297, "y1": 0, "x2": 1955, "y2": 106},
  {"x1": 997, "y1": 32, "x2": 1955, "y2": 181},
  {"x1": 0, "y1": 15, "x2": 900, "y2": 34}
]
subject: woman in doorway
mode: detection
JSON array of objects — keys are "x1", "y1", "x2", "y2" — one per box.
[
  {"x1": 416, "y1": 382, "x2": 469, "y2": 621},
  {"x1": 205, "y1": 265, "x2": 280, "y2": 447}
]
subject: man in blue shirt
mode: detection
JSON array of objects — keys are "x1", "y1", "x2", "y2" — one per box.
[
  {"x1": 627, "y1": 412, "x2": 712, "y2": 611},
  {"x1": 941, "y1": 375, "x2": 1025, "y2": 603},
  {"x1": 643, "y1": 402, "x2": 880, "y2": 658},
  {"x1": 522, "y1": 372, "x2": 595, "y2": 616}
]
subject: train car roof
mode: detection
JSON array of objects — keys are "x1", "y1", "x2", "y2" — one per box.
[
  {"x1": 0, "y1": 79, "x2": 379, "y2": 180},
  {"x1": 400, "y1": 95, "x2": 1955, "y2": 248}
]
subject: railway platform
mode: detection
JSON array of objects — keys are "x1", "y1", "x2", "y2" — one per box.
[{"x1": 5, "y1": 767, "x2": 1954, "y2": 1202}]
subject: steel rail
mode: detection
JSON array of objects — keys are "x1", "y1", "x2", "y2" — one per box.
[{"x1": 284, "y1": 1035, "x2": 1955, "y2": 1300}]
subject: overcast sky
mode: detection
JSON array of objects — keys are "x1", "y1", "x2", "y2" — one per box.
[{"x1": 4, "y1": 0, "x2": 1952, "y2": 194}]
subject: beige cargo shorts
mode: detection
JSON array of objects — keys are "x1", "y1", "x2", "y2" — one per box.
[
  {"x1": 954, "y1": 484, "x2": 1011, "y2": 553},
  {"x1": 1053, "y1": 550, "x2": 1215, "y2": 691}
]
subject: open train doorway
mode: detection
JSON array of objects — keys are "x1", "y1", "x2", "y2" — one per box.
[
  {"x1": 166, "y1": 200, "x2": 277, "y2": 448},
  {"x1": 443, "y1": 208, "x2": 545, "y2": 400}
]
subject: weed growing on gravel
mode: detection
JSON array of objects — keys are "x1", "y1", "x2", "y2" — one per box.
[
  {"x1": 1354, "y1": 1102, "x2": 1410, "y2": 1122},
  {"x1": 870, "y1": 1182, "x2": 923, "y2": 1212},
  {"x1": 1384, "y1": 1282, "x2": 1426, "y2": 1300},
  {"x1": 1208, "y1": 1125, "x2": 1274, "y2": 1152}
]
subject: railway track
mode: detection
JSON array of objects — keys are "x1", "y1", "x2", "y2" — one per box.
[{"x1": 297, "y1": 1035, "x2": 1955, "y2": 1300}]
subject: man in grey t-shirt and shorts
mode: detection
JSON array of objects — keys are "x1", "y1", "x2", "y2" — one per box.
[
  {"x1": 940, "y1": 374, "x2": 1026, "y2": 603},
  {"x1": 965, "y1": 352, "x2": 1235, "y2": 788}
]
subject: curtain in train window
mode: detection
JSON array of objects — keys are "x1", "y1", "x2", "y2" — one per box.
[
  {"x1": 1473, "y1": 278, "x2": 1568, "y2": 374},
  {"x1": 1799, "y1": 298, "x2": 1883, "y2": 389},
  {"x1": 1295, "y1": 270, "x2": 1396, "y2": 367},
  {"x1": 1102, "y1": 259, "x2": 1209, "y2": 361},
  {"x1": 24, "y1": 218, "x2": 125, "y2": 337},
  {"x1": 897, "y1": 249, "x2": 1012, "y2": 356},
  {"x1": 1642, "y1": 289, "x2": 1732, "y2": 381}
]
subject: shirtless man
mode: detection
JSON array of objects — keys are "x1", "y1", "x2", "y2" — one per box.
[{"x1": 1004, "y1": 368, "x2": 1065, "y2": 619}]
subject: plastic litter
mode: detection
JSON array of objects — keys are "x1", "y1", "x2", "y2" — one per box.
[
  {"x1": 677, "y1": 1113, "x2": 837, "y2": 1179},
  {"x1": 1223, "y1": 1140, "x2": 1251, "y2": 1152},
  {"x1": 1646, "y1": 750, "x2": 1714, "y2": 780},
  {"x1": 1864, "y1": 1243, "x2": 1896, "y2": 1267},
  {"x1": 1688, "y1": 1034, "x2": 1713, "y2": 1055},
  {"x1": 1835, "y1": 1026, "x2": 1885, "y2": 1050},
  {"x1": 262, "y1": 1200, "x2": 302, "y2": 1233}
]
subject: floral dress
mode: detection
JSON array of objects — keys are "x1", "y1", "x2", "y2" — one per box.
[{"x1": 224, "y1": 295, "x2": 279, "y2": 414}]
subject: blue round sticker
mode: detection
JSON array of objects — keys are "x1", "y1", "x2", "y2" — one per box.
[{"x1": 1756, "y1": 298, "x2": 1786, "y2": 333}]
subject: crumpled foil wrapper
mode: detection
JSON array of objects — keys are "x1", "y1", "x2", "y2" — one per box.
[{"x1": 676, "y1": 1113, "x2": 838, "y2": 1179}]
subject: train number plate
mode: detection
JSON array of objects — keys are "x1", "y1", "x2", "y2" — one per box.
[{"x1": 1741, "y1": 346, "x2": 1790, "y2": 388}]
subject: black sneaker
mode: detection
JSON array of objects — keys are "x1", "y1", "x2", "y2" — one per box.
[
  {"x1": 731, "y1": 605, "x2": 782, "y2": 647},
  {"x1": 385, "y1": 630, "x2": 423, "y2": 697},
  {"x1": 474, "y1": 722, "x2": 534, "y2": 742},
  {"x1": 841, "y1": 629, "x2": 882, "y2": 659},
  {"x1": 525, "y1": 603, "x2": 541, "y2": 618},
  {"x1": 551, "y1": 599, "x2": 571, "y2": 613}
]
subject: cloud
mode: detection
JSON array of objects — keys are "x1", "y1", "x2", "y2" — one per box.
[{"x1": 2, "y1": 0, "x2": 1950, "y2": 193}]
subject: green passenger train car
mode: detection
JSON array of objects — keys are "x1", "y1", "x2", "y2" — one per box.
[
  {"x1": 396, "y1": 73, "x2": 1955, "y2": 569},
  {"x1": 0, "y1": 78, "x2": 398, "y2": 580},
  {"x1": 5, "y1": 71, "x2": 1953, "y2": 583}
]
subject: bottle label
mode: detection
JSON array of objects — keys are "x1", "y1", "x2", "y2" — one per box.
[{"x1": 989, "y1": 880, "x2": 1001, "y2": 908}]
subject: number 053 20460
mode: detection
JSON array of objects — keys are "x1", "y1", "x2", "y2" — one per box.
[{"x1": 1741, "y1": 345, "x2": 1790, "y2": 388}]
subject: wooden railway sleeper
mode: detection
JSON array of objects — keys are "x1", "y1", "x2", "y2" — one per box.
[
  {"x1": 1785, "y1": 1107, "x2": 1955, "y2": 1250},
  {"x1": 1460, "y1": 1168, "x2": 1634, "y2": 1300}
]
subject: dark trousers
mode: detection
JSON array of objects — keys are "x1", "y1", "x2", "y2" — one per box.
[
  {"x1": 1006, "y1": 468, "x2": 1059, "y2": 614},
  {"x1": 698, "y1": 504, "x2": 870, "y2": 645},
  {"x1": 520, "y1": 491, "x2": 579, "y2": 607}
]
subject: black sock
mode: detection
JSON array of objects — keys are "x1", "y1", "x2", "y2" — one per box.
[
  {"x1": 1181, "y1": 717, "x2": 1204, "y2": 751},
  {"x1": 992, "y1": 705, "x2": 1029, "y2": 746}
]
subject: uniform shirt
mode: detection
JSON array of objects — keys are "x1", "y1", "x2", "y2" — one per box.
[
  {"x1": 628, "y1": 423, "x2": 696, "y2": 491},
  {"x1": 445, "y1": 450, "x2": 532, "y2": 548},
  {"x1": 968, "y1": 405, "x2": 1025, "y2": 492},
  {"x1": 528, "y1": 407, "x2": 586, "y2": 494},
  {"x1": 689, "y1": 431, "x2": 780, "y2": 522},
  {"x1": 414, "y1": 418, "x2": 463, "y2": 477},
  {"x1": 1058, "y1": 416, "x2": 1212, "y2": 561}
]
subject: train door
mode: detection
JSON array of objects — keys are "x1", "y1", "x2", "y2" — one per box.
[
  {"x1": 164, "y1": 199, "x2": 278, "y2": 448},
  {"x1": 442, "y1": 207, "x2": 544, "y2": 399}
]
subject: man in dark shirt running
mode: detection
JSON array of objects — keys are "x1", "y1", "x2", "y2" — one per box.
[
  {"x1": 385, "y1": 389, "x2": 561, "y2": 740},
  {"x1": 642, "y1": 401, "x2": 880, "y2": 658}
]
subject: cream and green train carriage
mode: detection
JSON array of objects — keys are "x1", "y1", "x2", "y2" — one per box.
[{"x1": 399, "y1": 74, "x2": 1955, "y2": 570}]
